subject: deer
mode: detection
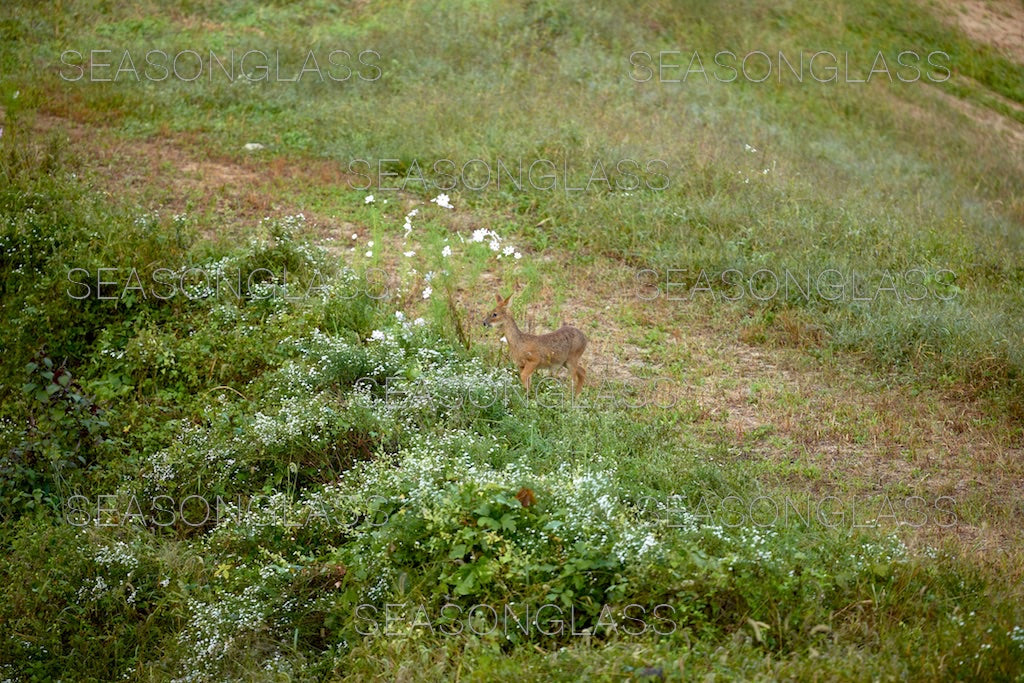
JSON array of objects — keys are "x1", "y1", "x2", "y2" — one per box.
[{"x1": 482, "y1": 292, "x2": 587, "y2": 396}]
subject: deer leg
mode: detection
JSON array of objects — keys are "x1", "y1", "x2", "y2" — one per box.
[
  {"x1": 520, "y1": 361, "x2": 538, "y2": 396},
  {"x1": 572, "y1": 363, "x2": 586, "y2": 396}
]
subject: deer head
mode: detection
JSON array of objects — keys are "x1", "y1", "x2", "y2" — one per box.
[{"x1": 482, "y1": 292, "x2": 513, "y2": 329}]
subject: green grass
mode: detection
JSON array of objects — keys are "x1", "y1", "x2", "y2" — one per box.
[{"x1": 1, "y1": 0, "x2": 1023, "y2": 680}]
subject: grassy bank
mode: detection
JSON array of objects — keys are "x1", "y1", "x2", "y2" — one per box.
[{"x1": 1, "y1": 0, "x2": 1022, "y2": 680}]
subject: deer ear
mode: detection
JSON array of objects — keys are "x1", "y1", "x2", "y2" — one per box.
[
  {"x1": 495, "y1": 293, "x2": 503, "y2": 304},
  {"x1": 503, "y1": 292, "x2": 513, "y2": 305}
]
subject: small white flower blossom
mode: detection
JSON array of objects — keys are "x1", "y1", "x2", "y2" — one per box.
[
  {"x1": 367, "y1": 241, "x2": 374, "y2": 247},
  {"x1": 351, "y1": 233, "x2": 358, "y2": 240},
  {"x1": 395, "y1": 311, "x2": 405, "y2": 322},
  {"x1": 442, "y1": 245, "x2": 452, "y2": 257},
  {"x1": 422, "y1": 286, "x2": 432, "y2": 299},
  {"x1": 431, "y1": 193, "x2": 453, "y2": 209},
  {"x1": 365, "y1": 194, "x2": 375, "y2": 204},
  {"x1": 404, "y1": 250, "x2": 416, "y2": 257},
  {"x1": 413, "y1": 317, "x2": 426, "y2": 326},
  {"x1": 365, "y1": 250, "x2": 373, "y2": 257}
]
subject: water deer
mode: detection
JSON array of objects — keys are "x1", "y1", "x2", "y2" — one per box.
[{"x1": 482, "y1": 292, "x2": 587, "y2": 396}]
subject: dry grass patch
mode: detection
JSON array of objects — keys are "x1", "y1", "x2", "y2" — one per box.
[{"x1": 928, "y1": 0, "x2": 1024, "y2": 64}]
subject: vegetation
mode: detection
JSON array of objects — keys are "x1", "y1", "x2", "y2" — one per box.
[{"x1": 1, "y1": 0, "x2": 1022, "y2": 680}]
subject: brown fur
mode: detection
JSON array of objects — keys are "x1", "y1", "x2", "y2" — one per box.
[{"x1": 482, "y1": 292, "x2": 587, "y2": 396}]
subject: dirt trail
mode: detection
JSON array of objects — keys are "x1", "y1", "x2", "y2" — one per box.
[{"x1": 931, "y1": 0, "x2": 1024, "y2": 64}]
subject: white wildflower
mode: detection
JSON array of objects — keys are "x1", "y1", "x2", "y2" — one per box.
[{"x1": 431, "y1": 193, "x2": 453, "y2": 209}]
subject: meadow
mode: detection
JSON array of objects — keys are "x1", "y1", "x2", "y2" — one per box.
[{"x1": 1, "y1": 0, "x2": 1022, "y2": 680}]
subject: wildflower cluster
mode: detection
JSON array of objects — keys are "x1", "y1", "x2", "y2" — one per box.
[
  {"x1": 737, "y1": 141, "x2": 774, "y2": 184},
  {"x1": 469, "y1": 227, "x2": 522, "y2": 259},
  {"x1": 171, "y1": 584, "x2": 279, "y2": 683}
]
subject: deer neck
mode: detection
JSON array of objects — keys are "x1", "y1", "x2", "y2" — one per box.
[{"x1": 502, "y1": 315, "x2": 525, "y2": 350}]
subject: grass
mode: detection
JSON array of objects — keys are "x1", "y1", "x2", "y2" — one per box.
[{"x1": 1, "y1": 0, "x2": 1024, "y2": 680}]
